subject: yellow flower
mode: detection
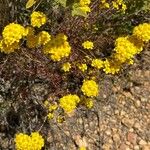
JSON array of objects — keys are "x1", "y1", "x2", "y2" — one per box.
[
  {"x1": 103, "y1": 59, "x2": 121, "y2": 74},
  {"x1": 26, "y1": 34, "x2": 38, "y2": 48},
  {"x1": 62, "y1": 62, "x2": 71, "y2": 72},
  {"x1": 82, "y1": 41, "x2": 94, "y2": 49},
  {"x1": 60, "y1": 94, "x2": 80, "y2": 113},
  {"x1": 47, "y1": 113, "x2": 54, "y2": 119},
  {"x1": 78, "y1": 63, "x2": 87, "y2": 72},
  {"x1": 31, "y1": 11, "x2": 47, "y2": 28},
  {"x1": 84, "y1": 98, "x2": 93, "y2": 109},
  {"x1": 91, "y1": 59, "x2": 103, "y2": 69},
  {"x1": 15, "y1": 132, "x2": 44, "y2": 150},
  {"x1": 37, "y1": 31, "x2": 51, "y2": 45},
  {"x1": 79, "y1": 146, "x2": 87, "y2": 150},
  {"x1": 43, "y1": 34, "x2": 71, "y2": 61},
  {"x1": 48, "y1": 104, "x2": 58, "y2": 112},
  {"x1": 79, "y1": 0, "x2": 91, "y2": 6},
  {"x1": 133, "y1": 23, "x2": 150, "y2": 42},
  {"x1": 79, "y1": 6, "x2": 91, "y2": 13},
  {"x1": 0, "y1": 40, "x2": 20, "y2": 54},
  {"x1": 2, "y1": 23, "x2": 26, "y2": 46},
  {"x1": 114, "y1": 36, "x2": 142, "y2": 63},
  {"x1": 81, "y1": 80, "x2": 99, "y2": 97}
]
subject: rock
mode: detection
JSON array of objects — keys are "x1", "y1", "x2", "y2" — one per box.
[
  {"x1": 119, "y1": 143, "x2": 129, "y2": 150},
  {"x1": 134, "y1": 145, "x2": 140, "y2": 150},
  {"x1": 134, "y1": 100, "x2": 141, "y2": 107},
  {"x1": 142, "y1": 144, "x2": 150, "y2": 150},
  {"x1": 127, "y1": 132, "x2": 137, "y2": 145},
  {"x1": 113, "y1": 133, "x2": 121, "y2": 146},
  {"x1": 106, "y1": 129, "x2": 112, "y2": 136},
  {"x1": 122, "y1": 117, "x2": 134, "y2": 128},
  {"x1": 134, "y1": 122, "x2": 141, "y2": 130},
  {"x1": 139, "y1": 140, "x2": 147, "y2": 145}
]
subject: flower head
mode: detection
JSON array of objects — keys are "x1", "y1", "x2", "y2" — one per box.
[
  {"x1": 60, "y1": 94, "x2": 80, "y2": 113},
  {"x1": 81, "y1": 80, "x2": 98, "y2": 97},
  {"x1": 82, "y1": 41, "x2": 94, "y2": 50},
  {"x1": 78, "y1": 63, "x2": 87, "y2": 72},
  {"x1": 2, "y1": 23, "x2": 26, "y2": 45},
  {"x1": 91, "y1": 59, "x2": 103, "y2": 69},
  {"x1": 31, "y1": 11, "x2": 47, "y2": 28},
  {"x1": 62, "y1": 62, "x2": 71, "y2": 72},
  {"x1": 15, "y1": 132, "x2": 44, "y2": 150},
  {"x1": 133, "y1": 23, "x2": 150, "y2": 42},
  {"x1": 43, "y1": 34, "x2": 71, "y2": 61}
]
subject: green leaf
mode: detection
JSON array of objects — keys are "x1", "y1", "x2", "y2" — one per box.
[{"x1": 26, "y1": 0, "x2": 36, "y2": 9}]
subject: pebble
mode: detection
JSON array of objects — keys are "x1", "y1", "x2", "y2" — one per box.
[
  {"x1": 139, "y1": 140, "x2": 147, "y2": 145},
  {"x1": 127, "y1": 132, "x2": 137, "y2": 145},
  {"x1": 122, "y1": 117, "x2": 134, "y2": 128}
]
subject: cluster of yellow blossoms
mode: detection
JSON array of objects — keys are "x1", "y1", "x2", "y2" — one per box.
[
  {"x1": 43, "y1": 33, "x2": 71, "y2": 61},
  {"x1": 78, "y1": 0, "x2": 91, "y2": 14},
  {"x1": 103, "y1": 23, "x2": 150, "y2": 74},
  {"x1": 82, "y1": 40, "x2": 94, "y2": 50},
  {"x1": 100, "y1": 0, "x2": 127, "y2": 12},
  {"x1": 59, "y1": 94, "x2": 80, "y2": 113},
  {"x1": 0, "y1": 23, "x2": 27, "y2": 53},
  {"x1": 133, "y1": 23, "x2": 150, "y2": 42},
  {"x1": 81, "y1": 80, "x2": 99, "y2": 97},
  {"x1": 62, "y1": 62, "x2": 71, "y2": 72},
  {"x1": 91, "y1": 59, "x2": 103, "y2": 69},
  {"x1": 26, "y1": 27, "x2": 51, "y2": 48},
  {"x1": 15, "y1": 132, "x2": 44, "y2": 150},
  {"x1": 30, "y1": 11, "x2": 47, "y2": 28}
]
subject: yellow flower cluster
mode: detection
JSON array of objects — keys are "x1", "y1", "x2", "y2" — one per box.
[
  {"x1": 84, "y1": 98, "x2": 93, "y2": 108},
  {"x1": 103, "y1": 59, "x2": 121, "y2": 74},
  {"x1": 133, "y1": 23, "x2": 150, "y2": 42},
  {"x1": 114, "y1": 36, "x2": 143, "y2": 63},
  {"x1": 82, "y1": 41, "x2": 94, "y2": 50},
  {"x1": 91, "y1": 59, "x2": 103, "y2": 69},
  {"x1": 38, "y1": 31, "x2": 51, "y2": 45},
  {"x1": 15, "y1": 132, "x2": 44, "y2": 150},
  {"x1": 81, "y1": 80, "x2": 98, "y2": 97},
  {"x1": 43, "y1": 34, "x2": 71, "y2": 61},
  {"x1": 78, "y1": 63, "x2": 87, "y2": 72},
  {"x1": 102, "y1": 23, "x2": 150, "y2": 74},
  {"x1": 59, "y1": 94, "x2": 80, "y2": 113},
  {"x1": 31, "y1": 11, "x2": 47, "y2": 28},
  {"x1": 26, "y1": 27, "x2": 51, "y2": 48},
  {"x1": 0, "y1": 23, "x2": 26, "y2": 53},
  {"x1": 79, "y1": 0, "x2": 91, "y2": 14},
  {"x1": 44, "y1": 100, "x2": 58, "y2": 120},
  {"x1": 100, "y1": 0, "x2": 127, "y2": 12},
  {"x1": 62, "y1": 62, "x2": 71, "y2": 72},
  {"x1": 101, "y1": 0, "x2": 110, "y2": 8},
  {"x1": 112, "y1": 0, "x2": 127, "y2": 12}
]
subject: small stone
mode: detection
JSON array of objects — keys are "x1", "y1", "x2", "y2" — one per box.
[
  {"x1": 134, "y1": 122, "x2": 141, "y2": 130},
  {"x1": 127, "y1": 132, "x2": 137, "y2": 145},
  {"x1": 106, "y1": 129, "x2": 111, "y2": 136},
  {"x1": 142, "y1": 144, "x2": 150, "y2": 150},
  {"x1": 119, "y1": 143, "x2": 128, "y2": 150},
  {"x1": 102, "y1": 143, "x2": 111, "y2": 150},
  {"x1": 134, "y1": 145, "x2": 140, "y2": 150},
  {"x1": 113, "y1": 134, "x2": 120, "y2": 144},
  {"x1": 134, "y1": 100, "x2": 141, "y2": 107},
  {"x1": 122, "y1": 117, "x2": 134, "y2": 128},
  {"x1": 139, "y1": 140, "x2": 147, "y2": 145}
]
